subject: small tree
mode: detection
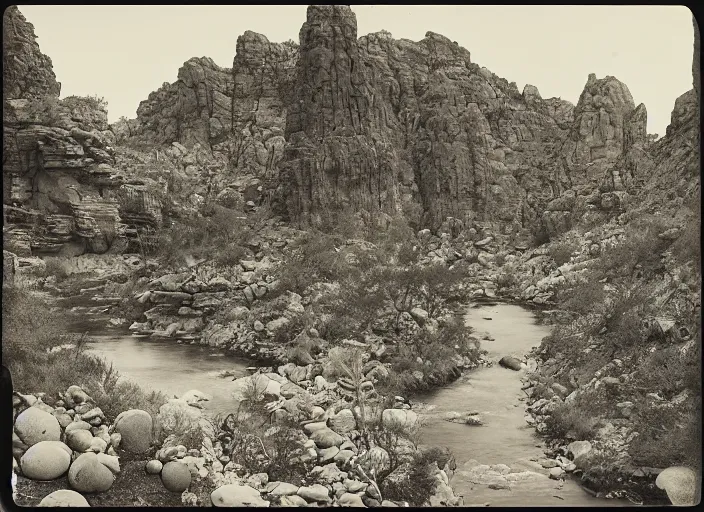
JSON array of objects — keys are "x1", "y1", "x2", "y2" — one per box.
[{"x1": 328, "y1": 347, "x2": 370, "y2": 434}]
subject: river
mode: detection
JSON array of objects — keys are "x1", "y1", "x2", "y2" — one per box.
[{"x1": 82, "y1": 302, "x2": 625, "y2": 506}]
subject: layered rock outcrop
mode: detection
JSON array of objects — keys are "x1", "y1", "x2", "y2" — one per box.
[
  {"x1": 9, "y1": 4, "x2": 687, "y2": 250},
  {"x1": 2, "y1": 7, "x2": 162, "y2": 256},
  {"x1": 279, "y1": 6, "x2": 646, "y2": 234}
]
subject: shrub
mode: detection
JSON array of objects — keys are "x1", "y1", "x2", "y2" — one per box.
[
  {"x1": 218, "y1": 408, "x2": 310, "y2": 483},
  {"x1": 43, "y1": 258, "x2": 70, "y2": 281},
  {"x1": 531, "y1": 222, "x2": 551, "y2": 246},
  {"x1": 542, "y1": 402, "x2": 600, "y2": 441},
  {"x1": 495, "y1": 271, "x2": 518, "y2": 290},
  {"x1": 2, "y1": 286, "x2": 67, "y2": 366},
  {"x1": 597, "y1": 216, "x2": 674, "y2": 279},
  {"x1": 549, "y1": 240, "x2": 577, "y2": 266},
  {"x1": 555, "y1": 280, "x2": 606, "y2": 317},
  {"x1": 63, "y1": 94, "x2": 108, "y2": 112},
  {"x1": 151, "y1": 205, "x2": 249, "y2": 268},
  {"x1": 3, "y1": 286, "x2": 168, "y2": 422},
  {"x1": 628, "y1": 399, "x2": 700, "y2": 469},
  {"x1": 671, "y1": 208, "x2": 701, "y2": 269},
  {"x1": 380, "y1": 446, "x2": 450, "y2": 506}
]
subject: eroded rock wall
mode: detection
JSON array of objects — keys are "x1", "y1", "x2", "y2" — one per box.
[{"x1": 2, "y1": 7, "x2": 162, "y2": 256}]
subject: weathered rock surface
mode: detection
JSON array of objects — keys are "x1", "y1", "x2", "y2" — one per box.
[
  {"x1": 3, "y1": 6, "x2": 61, "y2": 100},
  {"x1": 37, "y1": 489, "x2": 90, "y2": 507}
]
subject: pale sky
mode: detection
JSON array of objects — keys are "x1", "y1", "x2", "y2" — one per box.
[{"x1": 18, "y1": 5, "x2": 695, "y2": 136}]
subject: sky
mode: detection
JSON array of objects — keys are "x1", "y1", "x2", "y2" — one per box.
[{"x1": 18, "y1": 5, "x2": 696, "y2": 136}]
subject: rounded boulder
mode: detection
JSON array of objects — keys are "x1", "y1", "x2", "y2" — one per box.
[
  {"x1": 112, "y1": 409, "x2": 153, "y2": 453},
  {"x1": 145, "y1": 460, "x2": 163, "y2": 475},
  {"x1": 656, "y1": 466, "x2": 698, "y2": 506},
  {"x1": 20, "y1": 441, "x2": 71, "y2": 480},
  {"x1": 161, "y1": 461, "x2": 191, "y2": 492},
  {"x1": 38, "y1": 489, "x2": 90, "y2": 507},
  {"x1": 66, "y1": 430, "x2": 94, "y2": 452},
  {"x1": 211, "y1": 484, "x2": 269, "y2": 507},
  {"x1": 15, "y1": 407, "x2": 61, "y2": 446},
  {"x1": 68, "y1": 452, "x2": 115, "y2": 493}
]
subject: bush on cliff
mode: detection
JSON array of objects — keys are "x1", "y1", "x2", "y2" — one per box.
[
  {"x1": 548, "y1": 239, "x2": 578, "y2": 266},
  {"x1": 151, "y1": 204, "x2": 250, "y2": 268}
]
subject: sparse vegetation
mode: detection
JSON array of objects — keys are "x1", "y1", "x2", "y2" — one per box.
[
  {"x1": 3, "y1": 286, "x2": 167, "y2": 422},
  {"x1": 549, "y1": 239, "x2": 577, "y2": 266}
]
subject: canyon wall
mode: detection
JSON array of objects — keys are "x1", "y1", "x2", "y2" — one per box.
[
  {"x1": 5, "y1": 4, "x2": 695, "y2": 260},
  {"x1": 2, "y1": 6, "x2": 161, "y2": 256}
]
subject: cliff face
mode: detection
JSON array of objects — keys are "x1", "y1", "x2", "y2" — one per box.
[
  {"x1": 2, "y1": 7, "x2": 161, "y2": 257},
  {"x1": 112, "y1": 31, "x2": 298, "y2": 205},
  {"x1": 280, "y1": 5, "x2": 402, "y2": 226},
  {"x1": 15, "y1": 4, "x2": 693, "y2": 248},
  {"x1": 2, "y1": 6, "x2": 60, "y2": 100}
]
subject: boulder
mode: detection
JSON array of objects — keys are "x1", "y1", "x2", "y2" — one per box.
[
  {"x1": 64, "y1": 386, "x2": 91, "y2": 405},
  {"x1": 112, "y1": 409, "x2": 153, "y2": 453},
  {"x1": 180, "y1": 390, "x2": 211, "y2": 408},
  {"x1": 20, "y1": 441, "x2": 71, "y2": 480},
  {"x1": 156, "y1": 399, "x2": 209, "y2": 440},
  {"x1": 38, "y1": 489, "x2": 90, "y2": 507},
  {"x1": 297, "y1": 483, "x2": 331, "y2": 503},
  {"x1": 280, "y1": 495, "x2": 308, "y2": 506},
  {"x1": 161, "y1": 461, "x2": 192, "y2": 492},
  {"x1": 145, "y1": 460, "x2": 163, "y2": 474},
  {"x1": 338, "y1": 493, "x2": 366, "y2": 507},
  {"x1": 310, "y1": 427, "x2": 345, "y2": 448},
  {"x1": 68, "y1": 452, "x2": 115, "y2": 493},
  {"x1": 14, "y1": 407, "x2": 61, "y2": 446},
  {"x1": 211, "y1": 484, "x2": 269, "y2": 507},
  {"x1": 329, "y1": 409, "x2": 357, "y2": 434},
  {"x1": 566, "y1": 440, "x2": 592, "y2": 466},
  {"x1": 65, "y1": 421, "x2": 92, "y2": 434},
  {"x1": 95, "y1": 453, "x2": 120, "y2": 474},
  {"x1": 656, "y1": 466, "x2": 698, "y2": 506},
  {"x1": 358, "y1": 446, "x2": 391, "y2": 475},
  {"x1": 267, "y1": 481, "x2": 300, "y2": 496},
  {"x1": 89, "y1": 437, "x2": 107, "y2": 454},
  {"x1": 498, "y1": 356, "x2": 522, "y2": 371},
  {"x1": 381, "y1": 409, "x2": 418, "y2": 433},
  {"x1": 66, "y1": 429, "x2": 94, "y2": 452}
]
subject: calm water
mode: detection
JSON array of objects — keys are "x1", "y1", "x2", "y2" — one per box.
[
  {"x1": 417, "y1": 303, "x2": 628, "y2": 507},
  {"x1": 85, "y1": 334, "x2": 252, "y2": 417},
  {"x1": 83, "y1": 304, "x2": 626, "y2": 506}
]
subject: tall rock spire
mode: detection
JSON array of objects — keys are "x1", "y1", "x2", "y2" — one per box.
[{"x1": 280, "y1": 5, "x2": 399, "y2": 227}]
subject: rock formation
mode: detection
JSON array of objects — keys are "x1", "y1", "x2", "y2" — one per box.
[
  {"x1": 4, "y1": 4, "x2": 696, "y2": 258},
  {"x1": 2, "y1": 7, "x2": 161, "y2": 256},
  {"x1": 280, "y1": 5, "x2": 402, "y2": 226},
  {"x1": 2, "y1": 6, "x2": 60, "y2": 100}
]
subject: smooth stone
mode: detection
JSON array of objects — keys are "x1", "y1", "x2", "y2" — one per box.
[
  {"x1": 268, "y1": 481, "x2": 300, "y2": 496},
  {"x1": 20, "y1": 441, "x2": 71, "y2": 480},
  {"x1": 161, "y1": 461, "x2": 191, "y2": 492},
  {"x1": 38, "y1": 489, "x2": 90, "y2": 507},
  {"x1": 297, "y1": 483, "x2": 331, "y2": 503},
  {"x1": 68, "y1": 452, "x2": 115, "y2": 493},
  {"x1": 14, "y1": 407, "x2": 61, "y2": 446},
  {"x1": 66, "y1": 430, "x2": 94, "y2": 452},
  {"x1": 112, "y1": 409, "x2": 153, "y2": 453},
  {"x1": 145, "y1": 460, "x2": 163, "y2": 474},
  {"x1": 338, "y1": 493, "x2": 366, "y2": 507},
  {"x1": 211, "y1": 484, "x2": 269, "y2": 507}
]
